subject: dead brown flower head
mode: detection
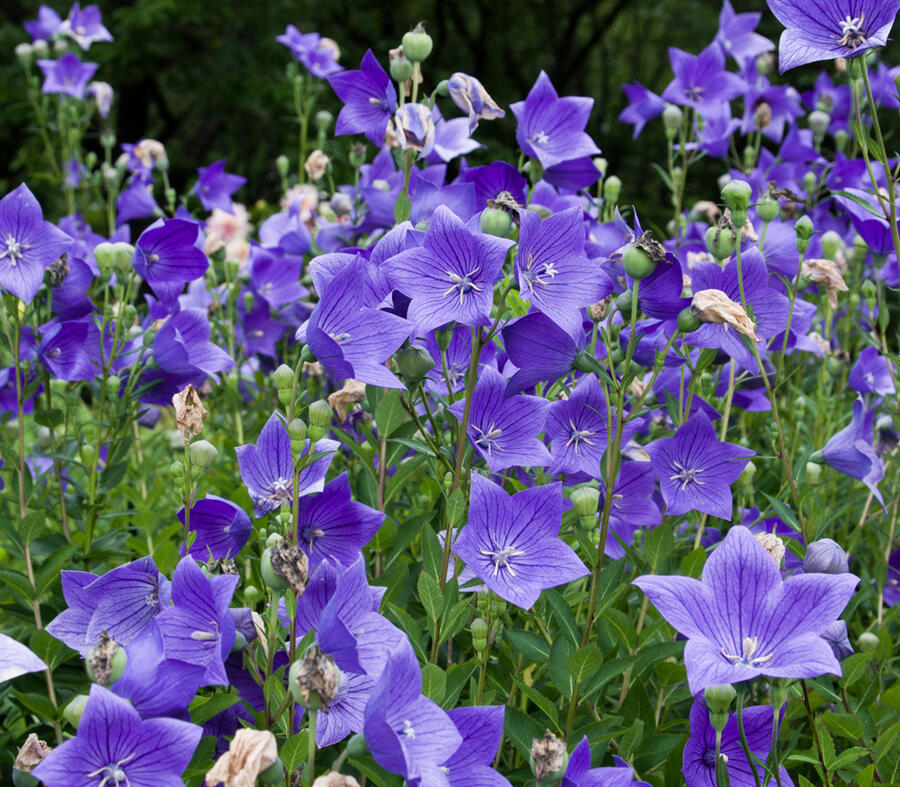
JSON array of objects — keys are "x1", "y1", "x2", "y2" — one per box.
[
  {"x1": 328, "y1": 379, "x2": 368, "y2": 422},
  {"x1": 173, "y1": 384, "x2": 209, "y2": 440},
  {"x1": 205, "y1": 728, "x2": 278, "y2": 787},
  {"x1": 15, "y1": 733, "x2": 52, "y2": 773},
  {"x1": 691, "y1": 289, "x2": 759, "y2": 342},
  {"x1": 800, "y1": 258, "x2": 849, "y2": 309}
]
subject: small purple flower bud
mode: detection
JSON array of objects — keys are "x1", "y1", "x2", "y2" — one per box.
[
  {"x1": 804, "y1": 539, "x2": 850, "y2": 575},
  {"x1": 822, "y1": 621, "x2": 853, "y2": 661}
]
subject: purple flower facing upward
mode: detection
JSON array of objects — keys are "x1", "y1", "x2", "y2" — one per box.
[
  {"x1": 448, "y1": 366, "x2": 552, "y2": 473},
  {"x1": 37, "y1": 52, "x2": 98, "y2": 99},
  {"x1": 236, "y1": 412, "x2": 338, "y2": 518},
  {"x1": 32, "y1": 684, "x2": 202, "y2": 787},
  {"x1": 0, "y1": 184, "x2": 72, "y2": 303},
  {"x1": 510, "y1": 71, "x2": 601, "y2": 169},
  {"x1": 453, "y1": 475, "x2": 588, "y2": 609},
  {"x1": 646, "y1": 411, "x2": 754, "y2": 520},
  {"x1": 546, "y1": 374, "x2": 612, "y2": 479},
  {"x1": 682, "y1": 697, "x2": 792, "y2": 787},
  {"x1": 276, "y1": 25, "x2": 342, "y2": 78},
  {"x1": 60, "y1": 3, "x2": 113, "y2": 49},
  {"x1": 328, "y1": 49, "x2": 397, "y2": 146},
  {"x1": 133, "y1": 218, "x2": 208, "y2": 304},
  {"x1": 766, "y1": 0, "x2": 900, "y2": 72},
  {"x1": 662, "y1": 43, "x2": 746, "y2": 119},
  {"x1": 384, "y1": 204, "x2": 513, "y2": 332},
  {"x1": 25, "y1": 6, "x2": 63, "y2": 41},
  {"x1": 178, "y1": 495, "x2": 252, "y2": 561},
  {"x1": 194, "y1": 160, "x2": 246, "y2": 213},
  {"x1": 634, "y1": 525, "x2": 859, "y2": 695},
  {"x1": 0, "y1": 634, "x2": 45, "y2": 683}
]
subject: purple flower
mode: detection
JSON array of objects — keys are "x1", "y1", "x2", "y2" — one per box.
[
  {"x1": 766, "y1": 0, "x2": 900, "y2": 72},
  {"x1": 25, "y1": 6, "x2": 63, "y2": 41},
  {"x1": 448, "y1": 365, "x2": 552, "y2": 473},
  {"x1": 37, "y1": 52, "x2": 98, "y2": 99},
  {"x1": 442, "y1": 705, "x2": 509, "y2": 786},
  {"x1": 328, "y1": 49, "x2": 397, "y2": 146},
  {"x1": 297, "y1": 473, "x2": 384, "y2": 567},
  {"x1": 448, "y1": 72, "x2": 505, "y2": 132},
  {"x1": 179, "y1": 495, "x2": 252, "y2": 561},
  {"x1": 194, "y1": 160, "x2": 245, "y2": 213},
  {"x1": 634, "y1": 525, "x2": 859, "y2": 694},
  {"x1": 0, "y1": 634, "x2": 45, "y2": 683},
  {"x1": 849, "y1": 346, "x2": 895, "y2": 396},
  {"x1": 384, "y1": 204, "x2": 513, "y2": 332},
  {"x1": 249, "y1": 246, "x2": 306, "y2": 310},
  {"x1": 682, "y1": 697, "x2": 791, "y2": 787},
  {"x1": 0, "y1": 184, "x2": 72, "y2": 303},
  {"x1": 515, "y1": 207, "x2": 612, "y2": 336},
  {"x1": 32, "y1": 684, "x2": 201, "y2": 787},
  {"x1": 822, "y1": 620, "x2": 854, "y2": 661},
  {"x1": 563, "y1": 737, "x2": 648, "y2": 786},
  {"x1": 546, "y1": 374, "x2": 612, "y2": 478},
  {"x1": 364, "y1": 640, "x2": 462, "y2": 783},
  {"x1": 60, "y1": 3, "x2": 113, "y2": 49},
  {"x1": 133, "y1": 218, "x2": 208, "y2": 304},
  {"x1": 461, "y1": 161, "x2": 528, "y2": 209},
  {"x1": 156, "y1": 556, "x2": 238, "y2": 686},
  {"x1": 153, "y1": 308, "x2": 234, "y2": 380},
  {"x1": 394, "y1": 103, "x2": 436, "y2": 157},
  {"x1": 276, "y1": 25, "x2": 342, "y2": 77},
  {"x1": 716, "y1": 0, "x2": 775, "y2": 61},
  {"x1": 235, "y1": 412, "x2": 338, "y2": 518},
  {"x1": 453, "y1": 475, "x2": 588, "y2": 609},
  {"x1": 38, "y1": 319, "x2": 96, "y2": 381},
  {"x1": 603, "y1": 461, "x2": 662, "y2": 560},
  {"x1": 646, "y1": 411, "x2": 753, "y2": 520},
  {"x1": 662, "y1": 44, "x2": 745, "y2": 119},
  {"x1": 429, "y1": 114, "x2": 483, "y2": 163},
  {"x1": 820, "y1": 396, "x2": 885, "y2": 506},
  {"x1": 501, "y1": 312, "x2": 582, "y2": 394},
  {"x1": 619, "y1": 82, "x2": 666, "y2": 138},
  {"x1": 510, "y1": 71, "x2": 601, "y2": 169}
]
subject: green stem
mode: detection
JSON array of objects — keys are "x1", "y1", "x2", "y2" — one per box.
[
  {"x1": 307, "y1": 707, "x2": 317, "y2": 784},
  {"x1": 737, "y1": 692, "x2": 762, "y2": 787},
  {"x1": 801, "y1": 679, "x2": 832, "y2": 787}
]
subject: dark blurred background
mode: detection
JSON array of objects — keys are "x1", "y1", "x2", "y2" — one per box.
[{"x1": 0, "y1": 0, "x2": 851, "y2": 228}]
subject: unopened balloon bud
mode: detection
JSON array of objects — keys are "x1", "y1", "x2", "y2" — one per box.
[
  {"x1": 677, "y1": 307, "x2": 702, "y2": 333},
  {"x1": 86, "y1": 632, "x2": 127, "y2": 685},
  {"x1": 570, "y1": 486, "x2": 600, "y2": 521},
  {"x1": 756, "y1": 197, "x2": 779, "y2": 223},
  {"x1": 622, "y1": 246, "x2": 656, "y2": 280},
  {"x1": 395, "y1": 344, "x2": 436, "y2": 385},
  {"x1": 401, "y1": 22, "x2": 433, "y2": 62},
  {"x1": 189, "y1": 439, "x2": 218, "y2": 468},
  {"x1": 705, "y1": 225, "x2": 736, "y2": 260},
  {"x1": 480, "y1": 207, "x2": 511, "y2": 237},
  {"x1": 704, "y1": 683, "x2": 737, "y2": 716},
  {"x1": 662, "y1": 104, "x2": 683, "y2": 137},
  {"x1": 803, "y1": 538, "x2": 849, "y2": 575},
  {"x1": 390, "y1": 55, "x2": 413, "y2": 83},
  {"x1": 276, "y1": 154, "x2": 290, "y2": 177},
  {"x1": 857, "y1": 632, "x2": 879, "y2": 652},
  {"x1": 272, "y1": 363, "x2": 295, "y2": 391},
  {"x1": 603, "y1": 175, "x2": 622, "y2": 205},
  {"x1": 62, "y1": 694, "x2": 89, "y2": 729}
]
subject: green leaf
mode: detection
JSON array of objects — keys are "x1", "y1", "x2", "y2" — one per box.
[
  {"x1": 592, "y1": 559, "x2": 626, "y2": 619},
  {"x1": 760, "y1": 491, "x2": 801, "y2": 534},
  {"x1": 549, "y1": 636, "x2": 574, "y2": 698},
  {"x1": 602, "y1": 608, "x2": 637, "y2": 652},
  {"x1": 544, "y1": 589, "x2": 579, "y2": 646},
  {"x1": 384, "y1": 455, "x2": 427, "y2": 504},
  {"x1": 34, "y1": 408, "x2": 64, "y2": 428},
  {"x1": 650, "y1": 162, "x2": 674, "y2": 191},
  {"x1": 442, "y1": 660, "x2": 478, "y2": 709},
  {"x1": 580, "y1": 655, "x2": 639, "y2": 705},
  {"x1": 513, "y1": 677, "x2": 560, "y2": 729},
  {"x1": 0, "y1": 568, "x2": 35, "y2": 605},
  {"x1": 643, "y1": 525, "x2": 674, "y2": 571},
  {"x1": 29, "y1": 629, "x2": 74, "y2": 671},
  {"x1": 394, "y1": 190, "x2": 412, "y2": 223},
  {"x1": 386, "y1": 602, "x2": 427, "y2": 661},
  {"x1": 421, "y1": 663, "x2": 446, "y2": 704},
  {"x1": 375, "y1": 389, "x2": 408, "y2": 439},
  {"x1": 439, "y1": 601, "x2": 470, "y2": 644},
  {"x1": 679, "y1": 547, "x2": 707, "y2": 578},
  {"x1": 420, "y1": 524, "x2": 443, "y2": 582},
  {"x1": 505, "y1": 629, "x2": 550, "y2": 664},
  {"x1": 445, "y1": 487, "x2": 466, "y2": 528},
  {"x1": 504, "y1": 705, "x2": 544, "y2": 759},
  {"x1": 567, "y1": 644, "x2": 603, "y2": 682},
  {"x1": 280, "y1": 731, "x2": 308, "y2": 771},
  {"x1": 417, "y1": 570, "x2": 443, "y2": 622},
  {"x1": 189, "y1": 693, "x2": 240, "y2": 725},
  {"x1": 823, "y1": 711, "x2": 865, "y2": 741},
  {"x1": 10, "y1": 689, "x2": 57, "y2": 721}
]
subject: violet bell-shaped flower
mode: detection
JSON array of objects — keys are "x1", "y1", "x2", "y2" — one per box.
[{"x1": 328, "y1": 49, "x2": 397, "y2": 146}]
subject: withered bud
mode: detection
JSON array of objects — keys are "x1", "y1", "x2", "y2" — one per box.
[
  {"x1": 755, "y1": 532, "x2": 786, "y2": 567},
  {"x1": 312, "y1": 774, "x2": 362, "y2": 787},
  {"x1": 15, "y1": 733, "x2": 52, "y2": 773},
  {"x1": 268, "y1": 538, "x2": 309, "y2": 595},
  {"x1": 530, "y1": 730, "x2": 568, "y2": 781},
  {"x1": 807, "y1": 331, "x2": 830, "y2": 355},
  {"x1": 628, "y1": 377, "x2": 647, "y2": 398},
  {"x1": 206, "y1": 558, "x2": 239, "y2": 575},
  {"x1": 305, "y1": 150, "x2": 331, "y2": 182},
  {"x1": 44, "y1": 255, "x2": 70, "y2": 287},
  {"x1": 633, "y1": 230, "x2": 668, "y2": 263},
  {"x1": 588, "y1": 295, "x2": 612, "y2": 321},
  {"x1": 133, "y1": 138, "x2": 167, "y2": 169},
  {"x1": 800, "y1": 258, "x2": 849, "y2": 308},
  {"x1": 691, "y1": 289, "x2": 759, "y2": 342},
  {"x1": 754, "y1": 101, "x2": 772, "y2": 130},
  {"x1": 173, "y1": 384, "x2": 209, "y2": 439},
  {"x1": 302, "y1": 360, "x2": 325, "y2": 378},
  {"x1": 487, "y1": 191, "x2": 524, "y2": 228},
  {"x1": 328, "y1": 379, "x2": 367, "y2": 422},
  {"x1": 87, "y1": 631, "x2": 124, "y2": 686},
  {"x1": 289, "y1": 645, "x2": 340, "y2": 709},
  {"x1": 690, "y1": 200, "x2": 720, "y2": 224},
  {"x1": 205, "y1": 728, "x2": 277, "y2": 787}
]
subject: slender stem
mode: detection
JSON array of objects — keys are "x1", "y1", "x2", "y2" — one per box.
[
  {"x1": 307, "y1": 707, "x2": 317, "y2": 784},
  {"x1": 770, "y1": 703, "x2": 783, "y2": 787},
  {"x1": 737, "y1": 692, "x2": 762, "y2": 787},
  {"x1": 714, "y1": 729, "x2": 724, "y2": 787},
  {"x1": 800, "y1": 679, "x2": 832, "y2": 787}
]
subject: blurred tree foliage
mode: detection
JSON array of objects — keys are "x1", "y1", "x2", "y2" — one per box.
[{"x1": 0, "y1": 0, "x2": 841, "y2": 228}]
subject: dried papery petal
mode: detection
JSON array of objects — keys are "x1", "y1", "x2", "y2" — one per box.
[
  {"x1": 691, "y1": 200, "x2": 721, "y2": 224},
  {"x1": 755, "y1": 532, "x2": 786, "y2": 568},
  {"x1": 205, "y1": 728, "x2": 277, "y2": 787},
  {"x1": 269, "y1": 539, "x2": 309, "y2": 596},
  {"x1": 328, "y1": 379, "x2": 368, "y2": 422},
  {"x1": 691, "y1": 288, "x2": 759, "y2": 342},
  {"x1": 313, "y1": 774, "x2": 362, "y2": 787},
  {"x1": 290, "y1": 645, "x2": 340, "y2": 708},
  {"x1": 15, "y1": 733, "x2": 52, "y2": 772},
  {"x1": 800, "y1": 258, "x2": 849, "y2": 309},
  {"x1": 173, "y1": 384, "x2": 209, "y2": 439},
  {"x1": 305, "y1": 150, "x2": 331, "y2": 181},
  {"x1": 530, "y1": 730, "x2": 567, "y2": 780}
]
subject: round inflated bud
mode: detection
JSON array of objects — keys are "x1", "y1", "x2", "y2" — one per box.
[
  {"x1": 480, "y1": 207, "x2": 511, "y2": 237},
  {"x1": 756, "y1": 197, "x2": 779, "y2": 223},
  {"x1": 32, "y1": 39, "x2": 49, "y2": 58},
  {"x1": 395, "y1": 344, "x2": 436, "y2": 385},
  {"x1": 593, "y1": 157, "x2": 607, "y2": 176},
  {"x1": 258, "y1": 758, "x2": 285, "y2": 785},
  {"x1": 105, "y1": 374, "x2": 121, "y2": 397},
  {"x1": 803, "y1": 538, "x2": 849, "y2": 575},
  {"x1": 390, "y1": 56, "x2": 413, "y2": 83},
  {"x1": 721, "y1": 179, "x2": 752, "y2": 216},
  {"x1": 348, "y1": 143, "x2": 367, "y2": 168},
  {"x1": 570, "y1": 486, "x2": 600, "y2": 520},
  {"x1": 231, "y1": 631, "x2": 248, "y2": 652},
  {"x1": 805, "y1": 461, "x2": 822, "y2": 483},
  {"x1": 308, "y1": 399, "x2": 333, "y2": 429},
  {"x1": 820, "y1": 230, "x2": 843, "y2": 261},
  {"x1": 53, "y1": 38, "x2": 68, "y2": 55},
  {"x1": 330, "y1": 192, "x2": 352, "y2": 217},
  {"x1": 169, "y1": 460, "x2": 185, "y2": 482},
  {"x1": 93, "y1": 241, "x2": 117, "y2": 277},
  {"x1": 704, "y1": 683, "x2": 737, "y2": 715},
  {"x1": 86, "y1": 634, "x2": 127, "y2": 686},
  {"x1": 857, "y1": 632, "x2": 879, "y2": 653},
  {"x1": 471, "y1": 617, "x2": 489, "y2": 640},
  {"x1": 346, "y1": 733, "x2": 370, "y2": 759},
  {"x1": 276, "y1": 154, "x2": 290, "y2": 177},
  {"x1": 12, "y1": 769, "x2": 40, "y2": 787},
  {"x1": 315, "y1": 110, "x2": 333, "y2": 132},
  {"x1": 401, "y1": 25, "x2": 433, "y2": 62},
  {"x1": 834, "y1": 129, "x2": 848, "y2": 152},
  {"x1": 622, "y1": 245, "x2": 656, "y2": 279},
  {"x1": 860, "y1": 278, "x2": 877, "y2": 304},
  {"x1": 243, "y1": 584, "x2": 263, "y2": 605},
  {"x1": 615, "y1": 289, "x2": 634, "y2": 314},
  {"x1": 189, "y1": 439, "x2": 218, "y2": 468},
  {"x1": 63, "y1": 694, "x2": 89, "y2": 729},
  {"x1": 826, "y1": 356, "x2": 843, "y2": 377},
  {"x1": 808, "y1": 110, "x2": 830, "y2": 138},
  {"x1": 287, "y1": 418, "x2": 307, "y2": 443},
  {"x1": 742, "y1": 145, "x2": 757, "y2": 170},
  {"x1": 261, "y1": 546, "x2": 289, "y2": 591},
  {"x1": 662, "y1": 103, "x2": 683, "y2": 136},
  {"x1": 795, "y1": 215, "x2": 814, "y2": 242},
  {"x1": 738, "y1": 460, "x2": 756, "y2": 486},
  {"x1": 705, "y1": 225, "x2": 736, "y2": 260},
  {"x1": 272, "y1": 363, "x2": 295, "y2": 391},
  {"x1": 677, "y1": 307, "x2": 702, "y2": 333},
  {"x1": 15, "y1": 42, "x2": 33, "y2": 66},
  {"x1": 603, "y1": 175, "x2": 622, "y2": 205},
  {"x1": 803, "y1": 171, "x2": 817, "y2": 194}
]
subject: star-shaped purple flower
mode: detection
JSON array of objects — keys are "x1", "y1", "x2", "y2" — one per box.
[
  {"x1": 193, "y1": 159, "x2": 246, "y2": 213},
  {"x1": 37, "y1": 52, "x2": 98, "y2": 99},
  {"x1": 646, "y1": 411, "x2": 754, "y2": 520},
  {"x1": 510, "y1": 71, "x2": 601, "y2": 169},
  {"x1": 453, "y1": 474, "x2": 588, "y2": 609},
  {"x1": 32, "y1": 684, "x2": 202, "y2": 787},
  {"x1": 662, "y1": 43, "x2": 746, "y2": 119},
  {"x1": 448, "y1": 365, "x2": 552, "y2": 473},
  {"x1": 619, "y1": 82, "x2": 666, "y2": 139},
  {"x1": 60, "y1": 3, "x2": 113, "y2": 49},
  {"x1": 328, "y1": 49, "x2": 397, "y2": 146},
  {"x1": 716, "y1": 0, "x2": 775, "y2": 62},
  {"x1": 0, "y1": 184, "x2": 72, "y2": 303},
  {"x1": 634, "y1": 525, "x2": 859, "y2": 694},
  {"x1": 178, "y1": 495, "x2": 252, "y2": 561},
  {"x1": 276, "y1": 25, "x2": 343, "y2": 78},
  {"x1": 383, "y1": 204, "x2": 513, "y2": 333}
]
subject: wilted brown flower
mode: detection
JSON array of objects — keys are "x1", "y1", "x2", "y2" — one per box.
[
  {"x1": 173, "y1": 384, "x2": 209, "y2": 439},
  {"x1": 800, "y1": 258, "x2": 849, "y2": 308},
  {"x1": 305, "y1": 150, "x2": 331, "y2": 182},
  {"x1": 690, "y1": 200, "x2": 720, "y2": 224},
  {"x1": 15, "y1": 734, "x2": 52, "y2": 773},
  {"x1": 691, "y1": 289, "x2": 759, "y2": 342},
  {"x1": 755, "y1": 532, "x2": 786, "y2": 567},
  {"x1": 290, "y1": 645, "x2": 340, "y2": 708},
  {"x1": 530, "y1": 730, "x2": 567, "y2": 781},
  {"x1": 328, "y1": 379, "x2": 368, "y2": 422},
  {"x1": 205, "y1": 728, "x2": 277, "y2": 787},
  {"x1": 268, "y1": 539, "x2": 309, "y2": 596},
  {"x1": 312, "y1": 774, "x2": 362, "y2": 787}
]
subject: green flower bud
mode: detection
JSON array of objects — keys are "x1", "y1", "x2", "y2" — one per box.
[
  {"x1": 63, "y1": 694, "x2": 89, "y2": 729},
  {"x1": 111, "y1": 242, "x2": 135, "y2": 275},
  {"x1": 834, "y1": 129, "x2": 848, "y2": 152},
  {"x1": 169, "y1": 460, "x2": 185, "y2": 482},
  {"x1": 105, "y1": 374, "x2": 121, "y2": 396},
  {"x1": 622, "y1": 245, "x2": 657, "y2": 279},
  {"x1": 32, "y1": 40, "x2": 49, "y2": 59},
  {"x1": 756, "y1": 197, "x2": 779, "y2": 223},
  {"x1": 705, "y1": 225, "x2": 736, "y2": 260},
  {"x1": 230, "y1": 631, "x2": 248, "y2": 652},
  {"x1": 593, "y1": 157, "x2": 607, "y2": 176},
  {"x1": 826, "y1": 356, "x2": 843, "y2": 377},
  {"x1": 795, "y1": 215, "x2": 814, "y2": 242},
  {"x1": 315, "y1": 110, "x2": 333, "y2": 132},
  {"x1": 820, "y1": 230, "x2": 843, "y2": 260},
  {"x1": 861, "y1": 278, "x2": 877, "y2": 304},
  {"x1": 390, "y1": 56, "x2": 413, "y2": 83},
  {"x1": 260, "y1": 551, "x2": 287, "y2": 591},
  {"x1": 603, "y1": 175, "x2": 622, "y2": 205},
  {"x1": 662, "y1": 104, "x2": 683, "y2": 138},
  {"x1": 276, "y1": 154, "x2": 290, "y2": 177},
  {"x1": 288, "y1": 418, "x2": 308, "y2": 442},
  {"x1": 189, "y1": 439, "x2": 218, "y2": 468},
  {"x1": 805, "y1": 462, "x2": 822, "y2": 483},
  {"x1": 743, "y1": 145, "x2": 758, "y2": 170},
  {"x1": 677, "y1": 307, "x2": 702, "y2": 333},
  {"x1": 570, "y1": 486, "x2": 600, "y2": 520},
  {"x1": 480, "y1": 207, "x2": 511, "y2": 237},
  {"x1": 756, "y1": 53, "x2": 772, "y2": 75},
  {"x1": 808, "y1": 110, "x2": 830, "y2": 139},
  {"x1": 704, "y1": 683, "x2": 737, "y2": 715},
  {"x1": 721, "y1": 179, "x2": 752, "y2": 215},
  {"x1": 471, "y1": 617, "x2": 489, "y2": 639},
  {"x1": 243, "y1": 584, "x2": 263, "y2": 605},
  {"x1": 12, "y1": 769, "x2": 40, "y2": 787},
  {"x1": 348, "y1": 142, "x2": 367, "y2": 168},
  {"x1": 346, "y1": 732, "x2": 370, "y2": 758},
  {"x1": 434, "y1": 78, "x2": 450, "y2": 96},
  {"x1": 308, "y1": 399, "x2": 333, "y2": 429},
  {"x1": 289, "y1": 645, "x2": 341, "y2": 709},
  {"x1": 803, "y1": 171, "x2": 817, "y2": 194},
  {"x1": 401, "y1": 23, "x2": 433, "y2": 62},
  {"x1": 15, "y1": 42, "x2": 33, "y2": 66},
  {"x1": 272, "y1": 363, "x2": 295, "y2": 391},
  {"x1": 615, "y1": 288, "x2": 634, "y2": 314},
  {"x1": 857, "y1": 632, "x2": 879, "y2": 652},
  {"x1": 93, "y1": 242, "x2": 117, "y2": 277},
  {"x1": 395, "y1": 344, "x2": 436, "y2": 385},
  {"x1": 258, "y1": 758, "x2": 285, "y2": 785},
  {"x1": 738, "y1": 460, "x2": 757, "y2": 486}
]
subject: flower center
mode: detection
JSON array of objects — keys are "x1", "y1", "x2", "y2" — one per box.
[
  {"x1": 0, "y1": 234, "x2": 26, "y2": 266},
  {"x1": 565, "y1": 418, "x2": 595, "y2": 455},
  {"x1": 838, "y1": 13, "x2": 866, "y2": 48},
  {"x1": 669, "y1": 459, "x2": 705, "y2": 491},
  {"x1": 300, "y1": 525, "x2": 326, "y2": 545},
  {"x1": 399, "y1": 719, "x2": 415, "y2": 739},
  {"x1": 721, "y1": 635, "x2": 773, "y2": 667},
  {"x1": 329, "y1": 332, "x2": 351, "y2": 343},
  {"x1": 479, "y1": 544, "x2": 527, "y2": 577},
  {"x1": 87, "y1": 753, "x2": 136, "y2": 787},
  {"x1": 267, "y1": 477, "x2": 292, "y2": 502},
  {"x1": 442, "y1": 267, "x2": 483, "y2": 305},
  {"x1": 685, "y1": 85, "x2": 704, "y2": 102},
  {"x1": 522, "y1": 253, "x2": 559, "y2": 293},
  {"x1": 472, "y1": 422, "x2": 503, "y2": 455},
  {"x1": 530, "y1": 130, "x2": 550, "y2": 147}
]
